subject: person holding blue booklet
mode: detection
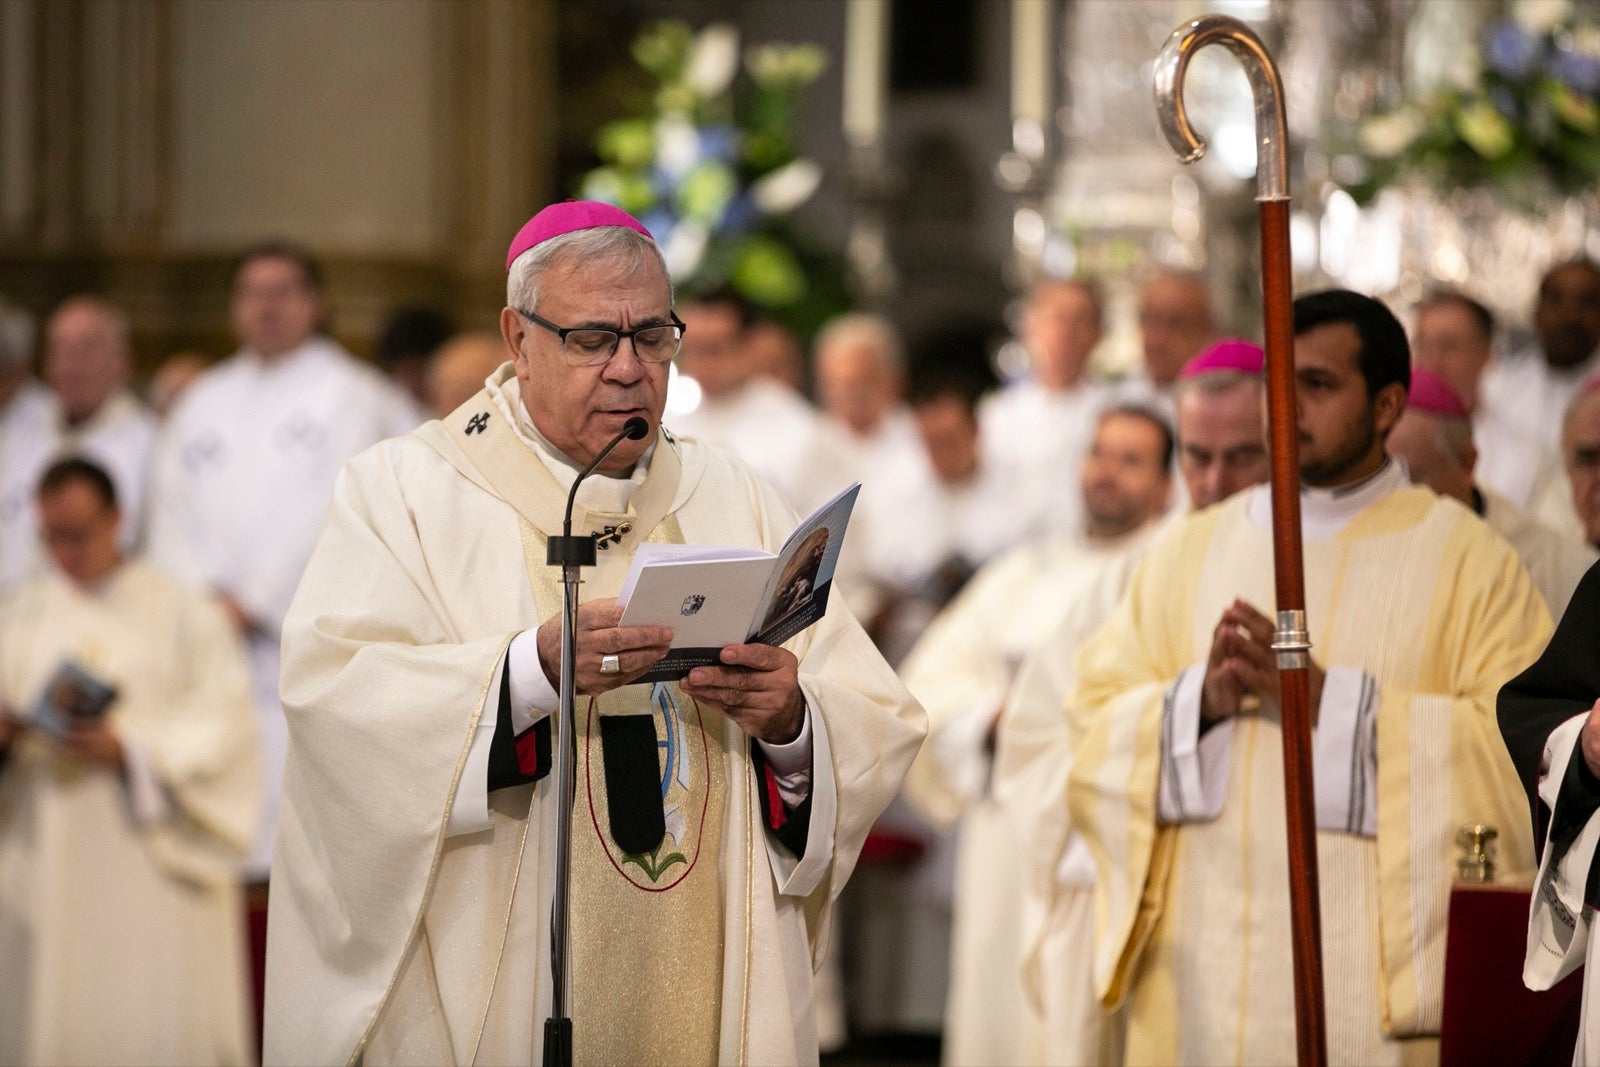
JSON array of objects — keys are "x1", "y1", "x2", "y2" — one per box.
[
  {"x1": 264, "y1": 200, "x2": 926, "y2": 1066},
  {"x1": 0, "y1": 456, "x2": 259, "y2": 1064}
]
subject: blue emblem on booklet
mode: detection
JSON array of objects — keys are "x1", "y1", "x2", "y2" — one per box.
[{"x1": 31, "y1": 660, "x2": 118, "y2": 738}]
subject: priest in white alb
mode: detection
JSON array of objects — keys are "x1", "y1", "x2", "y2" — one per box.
[
  {"x1": 0, "y1": 457, "x2": 259, "y2": 1065},
  {"x1": 900, "y1": 402, "x2": 1175, "y2": 1067},
  {"x1": 145, "y1": 243, "x2": 421, "y2": 877},
  {"x1": 263, "y1": 202, "x2": 925, "y2": 1066},
  {"x1": 1, "y1": 297, "x2": 157, "y2": 588},
  {"x1": 671, "y1": 288, "x2": 856, "y2": 518},
  {"x1": 980, "y1": 277, "x2": 1117, "y2": 538},
  {"x1": 1065, "y1": 291, "x2": 1552, "y2": 1064}
]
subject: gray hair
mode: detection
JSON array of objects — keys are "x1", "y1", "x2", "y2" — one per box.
[
  {"x1": 506, "y1": 226, "x2": 673, "y2": 312},
  {"x1": 0, "y1": 301, "x2": 35, "y2": 371},
  {"x1": 814, "y1": 312, "x2": 904, "y2": 371},
  {"x1": 1175, "y1": 368, "x2": 1263, "y2": 398}
]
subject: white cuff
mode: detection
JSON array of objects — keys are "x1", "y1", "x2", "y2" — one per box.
[
  {"x1": 931, "y1": 700, "x2": 999, "y2": 805},
  {"x1": 1054, "y1": 831, "x2": 1097, "y2": 887},
  {"x1": 1312, "y1": 667, "x2": 1379, "y2": 837},
  {"x1": 1158, "y1": 663, "x2": 1235, "y2": 824},
  {"x1": 121, "y1": 737, "x2": 172, "y2": 828},
  {"x1": 507, "y1": 629, "x2": 558, "y2": 734},
  {"x1": 757, "y1": 704, "x2": 813, "y2": 810}
]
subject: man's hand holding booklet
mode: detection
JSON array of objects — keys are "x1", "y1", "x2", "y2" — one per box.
[{"x1": 617, "y1": 483, "x2": 860, "y2": 683}]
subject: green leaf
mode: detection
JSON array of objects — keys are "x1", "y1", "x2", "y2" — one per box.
[
  {"x1": 676, "y1": 162, "x2": 738, "y2": 224},
  {"x1": 596, "y1": 119, "x2": 656, "y2": 168},
  {"x1": 731, "y1": 237, "x2": 807, "y2": 307},
  {"x1": 632, "y1": 21, "x2": 693, "y2": 79}
]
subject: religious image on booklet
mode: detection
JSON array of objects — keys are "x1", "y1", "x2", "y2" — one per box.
[
  {"x1": 617, "y1": 482, "x2": 861, "y2": 683},
  {"x1": 30, "y1": 659, "x2": 118, "y2": 738}
]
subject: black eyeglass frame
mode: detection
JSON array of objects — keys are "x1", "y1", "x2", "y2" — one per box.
[{"x1": 515, "y1": 306, "x2": 686, "y2": 364}]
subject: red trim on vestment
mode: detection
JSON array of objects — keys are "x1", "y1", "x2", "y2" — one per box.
[
  {"x1": 515, "y1": 726, "x2": 540, "y2": 776},
  {"x1": 763, "y1": 762, "x2": 788, "y2": 830}
]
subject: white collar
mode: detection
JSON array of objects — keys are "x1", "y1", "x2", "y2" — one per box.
[
  {"x1": 484, "y1": 372, "x2": 653, "y2": 514},
  {"x1": 1246, "y1": 455, "x2": 1409, "y2": 541}
]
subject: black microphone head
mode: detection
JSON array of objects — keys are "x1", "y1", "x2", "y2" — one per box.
[{"x1": 623, "y1": 416, "x2": 649, "y2": 441}]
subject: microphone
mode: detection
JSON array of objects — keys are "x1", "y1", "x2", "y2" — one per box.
[{"x1": 548, "y1": 416, "x2": 652, "y2": 565}]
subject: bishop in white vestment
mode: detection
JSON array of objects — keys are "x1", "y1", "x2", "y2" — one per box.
[{"x1": 264, "y1": 204, "x2": 924, "y2": 1066}]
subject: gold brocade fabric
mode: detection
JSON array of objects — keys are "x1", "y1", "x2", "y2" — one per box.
[{"x1": 523, "y1": 511, "x2": 728, "y2": 1066}]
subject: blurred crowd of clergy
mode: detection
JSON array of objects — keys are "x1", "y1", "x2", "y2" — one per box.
[{"x1": 2, "y1": 237, "x2": 1599, "y2": 1064}]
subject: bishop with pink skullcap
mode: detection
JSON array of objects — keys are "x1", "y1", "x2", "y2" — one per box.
[
  {"x1": 505, "y1": 200, "x2": 654, "y2": 270},
  {"x1": 1405, "y1": 366, "x2": 1470, "y2": 419},
  {"x1": 1180, "y1": 338, "x2": 1265, "y2": 379},
  {"x1": 261, "y1": 205, "x2": 925, "y2": 1065}
]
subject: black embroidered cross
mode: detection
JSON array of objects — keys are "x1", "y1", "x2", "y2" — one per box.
[{"x1": 465, "y1": 412, "x2": 490, "y2": 435}]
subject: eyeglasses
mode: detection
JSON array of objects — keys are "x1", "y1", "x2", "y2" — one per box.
[{"x1": 516, "y1": 307, "x2": 686, "y2": 366}]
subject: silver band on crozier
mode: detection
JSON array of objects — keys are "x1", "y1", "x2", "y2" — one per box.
[{"x1": 599, "y1": 653, "x2": 621, "y2": 675}]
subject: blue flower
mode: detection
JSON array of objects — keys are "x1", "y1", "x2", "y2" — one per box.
[
  {"x1": 1485, "y1": 22, "x2": 1540, "y2": 80},
  {"x1": 641, "y1": 211, "x2": 677, "y2": 243},
  {"x1": 698, "y1": 125, "x2": 740, "y2": 163},
  {"x1": 721, "y1": 194, "x2": 757, "y2": 233},
  {"x1": 1551, "y1": 47, "x2": 1600, "y2": 96}
]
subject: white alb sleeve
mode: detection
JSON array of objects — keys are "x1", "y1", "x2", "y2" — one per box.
[
  {"x1": 931, "y1": 700, "x2": 1000, "y2": 805},
  {"x1": 757, "y1": 704, "x2": 814, "y2": 809},
  {"x1": 1311, "y1": 666, "x2": 1379, "y2": 838},
  {"x1": 120, "y1": 736, "x2": 173, "y2": 827},
  {"x1": 1157, "y1": 663, "x2": 1236, "y2": 824},
  {"x1": 505, "y1": 629, "x2": 558, "y2": 734}
]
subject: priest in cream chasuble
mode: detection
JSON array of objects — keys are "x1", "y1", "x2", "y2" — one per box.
[
  {"x1": 1064, "y1": 293, "x2": 1552, "y2": 1065},
  {"x1": 263, "y1": 202, "x2": 926, "y2": 1067},
  {"x1": 0, "y1": 458, "x2": 259, "y2": 1065}
]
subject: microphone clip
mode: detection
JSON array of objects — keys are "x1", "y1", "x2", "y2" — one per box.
[{"x1": 547, "y1": 533, "x2": 597, "y2": 567}]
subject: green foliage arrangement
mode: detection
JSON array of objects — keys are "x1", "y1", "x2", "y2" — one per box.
[
  {"x1": 578, "y1": 21, "x2": 848, "y2": 335},
  {"x1": 1346, "y1": 0, "x2": 1600, "y2": 211}
]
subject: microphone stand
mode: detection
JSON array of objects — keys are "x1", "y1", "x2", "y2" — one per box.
[{"x1": 543, "y1": 417, "x2": 647, "y2": 1067}]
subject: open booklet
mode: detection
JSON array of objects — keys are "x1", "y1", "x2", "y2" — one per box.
[
  {"x1": 617, "y1": 482, "x2": 861, "y2": 683},
  {"x1": 30, "y1": 659, "x2": 118, "y2": 738}
]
